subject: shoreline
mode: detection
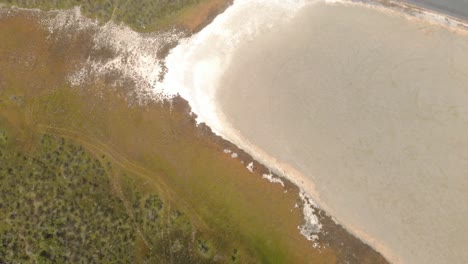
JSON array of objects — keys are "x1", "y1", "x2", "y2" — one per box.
[
  {"x1": 357, "y1": 0, "x2": 468, "y2": 34},
  {"x1": 161, "y1": 0, "x2": 468, "y2": 263},
  {"x1": 212, "y1": 111, "x2": 402, "y2": 264},
  {"x1": 390, "y1": 0, "x2": 468, "y2": 27},
  {"x1": 4, "y1": 0, "x2": 463, "y2": 262},
  {"x1": 0, "y1": 4, "x2": 389, "y2": 263}
]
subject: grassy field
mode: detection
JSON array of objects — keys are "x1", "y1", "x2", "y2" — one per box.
[
  {"x1": 0, "y1": 7, "x2": 388, "y2": 264},
  {"x1": 0, "y1": 0, "x2": 232, "y2": 32},
  {"x1": 0, "y1": 131, "x2": 220, "y2": 263}
]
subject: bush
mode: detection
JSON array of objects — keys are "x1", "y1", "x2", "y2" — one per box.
[
  {"x1": 1, "y1": 0, "x2": 201, "y2": 31},
  {"x1": 0, "y1": 133, "x2": 220, "y2": 263}
]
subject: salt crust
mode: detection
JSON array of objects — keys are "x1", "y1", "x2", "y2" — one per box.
[{"x1": 41, "y1": 7, "x2": 183, "y2": 103}]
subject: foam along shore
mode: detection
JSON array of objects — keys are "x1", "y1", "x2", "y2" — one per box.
[{"x1": 159, "y1": 0, "x2": 468, "y2": 263}]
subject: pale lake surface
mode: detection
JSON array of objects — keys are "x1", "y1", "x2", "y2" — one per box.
[{"x1": 216, "y1": 2, "x2": 468, "y2": 264}]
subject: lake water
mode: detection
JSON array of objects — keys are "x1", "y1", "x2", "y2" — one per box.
[
  {"x1": 161, "y1": 0, "x2": 468, "y2": 263},
  {"x1": 215, "y1": 2, "x2": 468, "y2": 264}
]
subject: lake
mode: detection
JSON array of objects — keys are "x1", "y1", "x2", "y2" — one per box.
[
  {"x1": 161, "y1": 1, "x2": 468, "y2": 263},
  {"x1": 215, "y1": 2, "x2": 468, "y2": 264}
]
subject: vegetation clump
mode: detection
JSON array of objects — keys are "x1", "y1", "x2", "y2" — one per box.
[
  {"x1": 0, "y1": 132, "x2": 226, "y2": 263},
  {"x1": 0, "y1": 0, "x2": 210, "y2": 32}
]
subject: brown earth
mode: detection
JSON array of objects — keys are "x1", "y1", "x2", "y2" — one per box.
[{"x1": 0, "y1": 7, "x2": 388, "y2": 264}]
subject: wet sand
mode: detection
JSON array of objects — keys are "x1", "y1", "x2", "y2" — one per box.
[{"x1": 215, "y1": 2, "x2": 468, "y2": 264}]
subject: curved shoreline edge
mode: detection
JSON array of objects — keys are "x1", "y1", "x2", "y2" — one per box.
[
  {"x1": 2, "y1": 0, "x2": 463, "y2": 262},
  {"x1": 160, "y1": 1, "x2": 468, "y2": 264},
  {"x1": 0, "y1": 3, "x2": 389, "y2": 263},
  {"x1": 354, "y1": 0, "x2": 468, "y2": 34}
]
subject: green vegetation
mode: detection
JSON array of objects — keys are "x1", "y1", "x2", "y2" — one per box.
[
  {"x1": 0, "y1": 7, "x2": 388, "y2": 264},
  {"x1": 0, "y1": 12, "x2": 301, "y2": 263},
  {"x1": 0, "y1": 132, "x2": 235, "y2": 263},
  {"x1": 0, "y1": 0, "x2": 226, "y2": 32},
  {"x1": 0, "y1": 132, "x2": 133, "y2": 262}
]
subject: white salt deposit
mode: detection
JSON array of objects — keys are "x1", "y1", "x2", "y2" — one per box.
[
  {"x1": 223, "y1": 149, "x2": 232, "y2": 154},
  {"x1": 42, "y1": 7, "x2": 183, "y2": 102},
  {"x1": 298, "y1": 190, "x2": 322, "y2": 241},
  {"x1": 246, "y1": 162, "x2": 254, "y2": 173},
  {"x1": 261, "y1": 172, "x2": 285, "y2": 187}
]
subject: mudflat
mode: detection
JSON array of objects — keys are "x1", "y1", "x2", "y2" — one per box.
[{"x1": 217, "y1": 2, "x2": 468, "y2": 264}]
